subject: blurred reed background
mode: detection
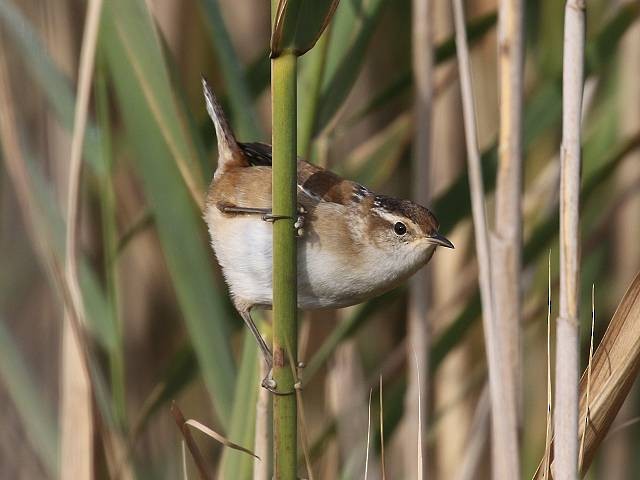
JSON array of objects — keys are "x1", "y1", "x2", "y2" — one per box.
[{"x1": 0, "y1": 0, "x2": 639, "y2": 478}]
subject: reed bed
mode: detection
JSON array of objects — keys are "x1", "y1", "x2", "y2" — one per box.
[{"x1": 0, "y1": 1, "x2": 639, "y2": 479}]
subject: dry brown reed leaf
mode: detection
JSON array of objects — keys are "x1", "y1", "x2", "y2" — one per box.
[
  {"x1": 171, "y1": 403, "x2": 211, "y2": 480},
  {"x1": 184, "y1": 420, "x2": 259, "y2": 461},
  {"x1": 533, "y1": 270, "x2": 640, "y2": 479},
  {"x1": 171, "y1": 401, "x2": 260, "y2": 480}
]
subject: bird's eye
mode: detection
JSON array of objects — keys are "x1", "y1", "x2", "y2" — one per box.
[{"x1": 393, "y1": 222, "x2": 407, "y2": 236}]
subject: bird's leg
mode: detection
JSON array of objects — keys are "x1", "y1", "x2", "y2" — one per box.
[
  {"x1": 238, "y1": 309, "x2": 299, "y2": 395},
  {"x1": 221, "y1": 204, "x2": 306, "y2": 237},
  {"x1": 238, "y1": 310, "x2": 275, "y2": 382}
]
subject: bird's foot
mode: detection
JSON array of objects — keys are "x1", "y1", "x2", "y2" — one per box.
[
  {"x1": 261, "y1": 369, "x2": 296, "y2": 396},
  {"x1": 261, "y1": 362, "x2": 305, "y2": 395},
  {"x1": 295, "y1": 206, "x2": 306, "y2": 237}
]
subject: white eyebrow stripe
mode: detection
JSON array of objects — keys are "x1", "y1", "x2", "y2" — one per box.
[{"x1": 371, "y1": 208, "x2": 420, "y2": 232}]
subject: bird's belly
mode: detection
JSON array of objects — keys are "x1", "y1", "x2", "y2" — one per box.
[
  {"x1": 207, "y1": 212, "x2": 274, "y2": 306},
  {"x1": 207, "y1": 211, "x2": 376, "y2": 309}
]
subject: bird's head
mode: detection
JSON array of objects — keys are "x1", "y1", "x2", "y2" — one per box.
[{"x1": 366, "y1": 195, "x2": 453, "y2": 269}]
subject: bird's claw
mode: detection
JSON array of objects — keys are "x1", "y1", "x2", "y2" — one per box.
[
  {"x1": 261, "y1": 368, "x2": 301, "y2": 396},
  {"x1": 262, "y1": 376, "x2": 277, "y2": 391},
  {"x1": 295, "y1": 206, "x2": 306, "y2": 237}
]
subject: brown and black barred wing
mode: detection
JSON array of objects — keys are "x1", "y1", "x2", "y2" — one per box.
[{"x1": 238, "y1": 142, "x2": 361, "y2": 206}]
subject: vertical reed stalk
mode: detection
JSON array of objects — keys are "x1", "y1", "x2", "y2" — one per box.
[
  {"x1": 493, "y1": 0, "x2": 524, "y2": 433},
  {"x1": 454, "y1": 384, "x2": 490, "y2": 480},
  {"x1": 406, "y1": 0, "x2": 433, "y2": 477},
  {"x1": 432, "y1": 7, "x2": 471, "y2": 478},
  {"x1": 271, "y1": 48, "x2": 298, "y2": 480},
  {"x1": 62, "y1": 1, "x2": 103, "y2": 479},
  {"x1": 254, "y1": 360, "x2": 270, "y2": 480},
  {"x1": 555, "y1": 1, "x2": 585, "y2": 478},
  {"x1": 451, "y1": 1, "x2": 519, "y2": 478}
]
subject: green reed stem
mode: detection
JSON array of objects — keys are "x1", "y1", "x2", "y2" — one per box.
[{"x1": 271, "y1": 50, "x2": 298, "y2": 479}]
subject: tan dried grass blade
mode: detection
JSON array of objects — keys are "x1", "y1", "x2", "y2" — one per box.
[
  {"x1": 184, "y1": 419, "x2": 259, "y2": 460},
  {"x1": 542, "y1": 252, "x2": 553, "y2": 480},
  {"x1": 532, "y1": 270, "x2": 640, "y2": 479},
  {"x1": 171, "y1": 403, "x2": 211, "y2": 480},
  {"x1": 181, "y1": 440, "x2": 189, "y2": 480},
  {"x1": 364, "y1": 388, "x2": 373, "y2": 480},
  {"x1": 578, "y1": 285, "x2": 596, "y2": 466},
  {"x1": 379, "y1": 375, "x2": 386, "y2": 480}
]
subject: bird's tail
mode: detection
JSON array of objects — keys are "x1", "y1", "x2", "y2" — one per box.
[{"x1": 201, "y1": 77, "x2": 246, "y2": 173}]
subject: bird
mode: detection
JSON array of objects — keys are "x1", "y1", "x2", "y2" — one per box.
[{"x1": 201, "y1": 78, "x2": 453, "y2": 393}]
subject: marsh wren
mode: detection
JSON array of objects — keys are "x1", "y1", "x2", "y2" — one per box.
[{"x1": 201, "y1": 79, "x2": 453, "y2": 391}]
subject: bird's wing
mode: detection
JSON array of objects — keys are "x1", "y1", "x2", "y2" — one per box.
[
  {"x1": 239, "y1": 142, "x2": 273, "y2": 167},
  {"x1": 238, "y1": 142, "x2": 359, "y2": 206}
]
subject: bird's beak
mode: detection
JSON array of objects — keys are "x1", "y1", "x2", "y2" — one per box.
[{"x1": 428, "y1": 232, "x2": 454, "y2": 249}]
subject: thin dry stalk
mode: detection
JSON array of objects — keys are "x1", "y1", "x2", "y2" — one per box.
[
  {"x1": 543, "y1": 253, "x2": 553, "y2": 480},
  {"x1": 578, "y1": 286, "x2": 596, "y2": 466},
  {"x1": 297, "y1": 392, "x2": 314, "y2": 480},
  {"x1": 533, "y1": 271, "x2": 640, "y2": 479},
  {"x1": 365, "y1": 388, "x2": 373, "y2": 480},
  {"x1": 61, "y1": 2, "x2": 103, "y2": 479},
  {"x1": 406, "y1": 0, "x2": 434, "y2": 477},
  {"x1": 253, "y1": 360, "x2": 270, "y2": 480},
  {"x1": 327, "y1": 340, "x2": 378, "y2": 478},
  {"x1": 414, "y1": 350, "x2": 424, "y2": 480},
  {"x1": 554, "y1": 2, "x2": 586, "y2": 478},
  {"x1": 450, "y1": 1, "x2": 519, "y2": 478},
  {"x1": 379, "y1": 376, "x2": 386, "y2": 480},
  {"x1": 181, "y1": 440, "x2": 188, "y2": 480},
  {"x1": 454, "y1": 384, "x2": 491, "y2": 480},
  {"x1": 287, "y1": 347, "x2": 314, "y2": 480},
  {"x1": 493, "y1": 0, "x2": 524, "y2": 436}
]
